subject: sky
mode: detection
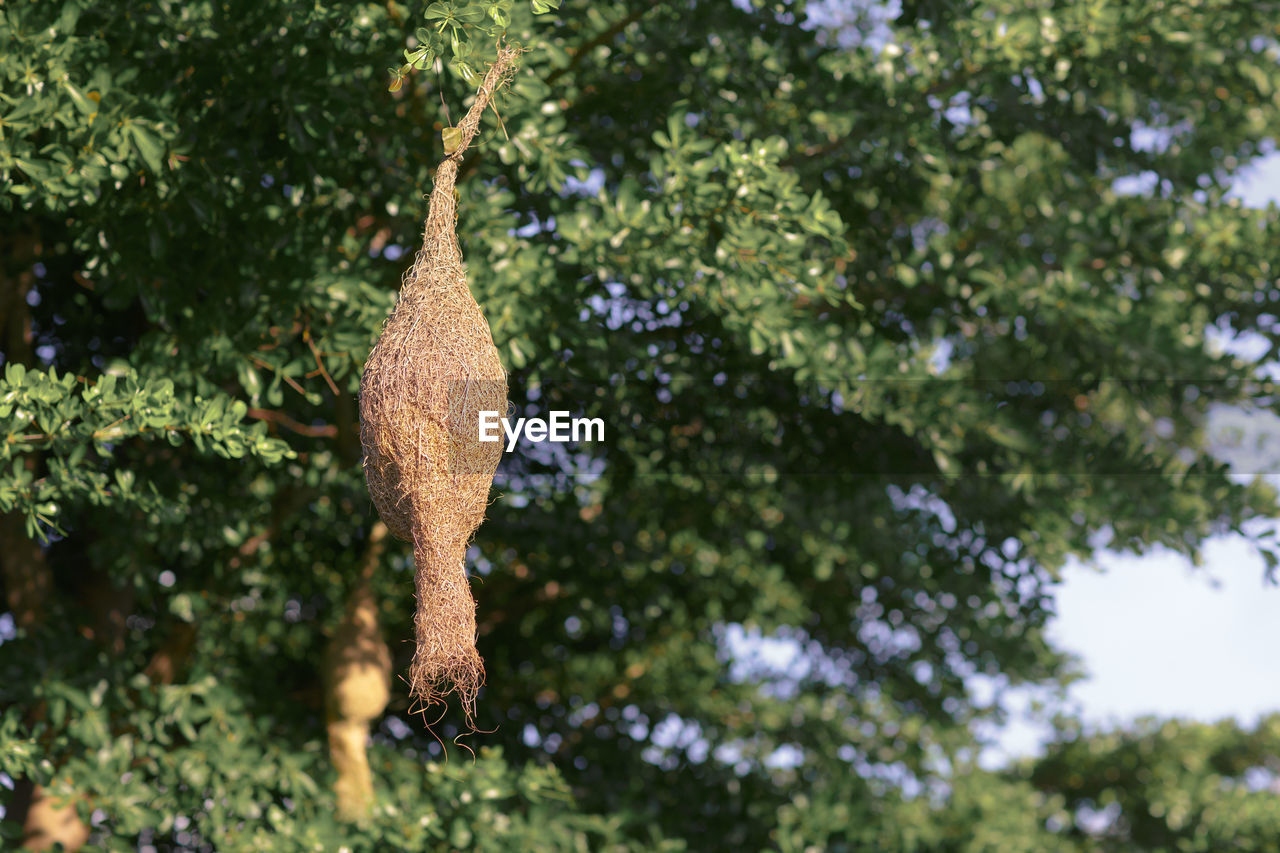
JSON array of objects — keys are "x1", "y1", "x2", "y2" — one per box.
[{"x1": 1052, "y1": 537, "x2": 1279, "y2": 725}]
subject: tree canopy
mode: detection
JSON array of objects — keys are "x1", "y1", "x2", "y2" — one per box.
[{"x1": 3, "y1": 0, "x2": 1280, "y2": 849}]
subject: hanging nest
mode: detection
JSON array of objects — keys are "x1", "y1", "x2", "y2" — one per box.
[{"x1": 360, "y1": 47, "x2": 518, "y2": 720}]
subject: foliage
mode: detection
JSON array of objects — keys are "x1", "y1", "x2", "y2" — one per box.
[
  {"x1": 0, "y1": 679, "x2": 667, "y2": 851},
  {"x1": 388, "y1": 0, "x2": 562, "y2": 92},
  {"x1": 1028, "y1": 715, "x2": 1280, "y2": 851},
  {"x1": 0, "y1": 362, "x2": 293, "y2": 537},
  {"x1": 2, "y1": 0, "x2": 1280, "y2": 849}
]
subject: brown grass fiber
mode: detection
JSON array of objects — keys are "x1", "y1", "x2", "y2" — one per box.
[{"x1": 359, "y1": 47, "x2": 517, "y2": 721}]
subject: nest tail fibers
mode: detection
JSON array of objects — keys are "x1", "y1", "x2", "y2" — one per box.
[{"x1": 359, "y1": 47, "x2": 517, "y2": 719}]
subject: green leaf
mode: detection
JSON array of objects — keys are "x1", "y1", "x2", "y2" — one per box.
[
  {"x1": 63, "y1": 81, "x2": 101, "y2": 117},
  {"x1": 127, "y1": 124, "x2": 165, "y2": 173},
  {"x1": 456, "y1": 2, "x2": 487, "y2": 24},
  {"x1": 423, "y1": 2, "x2": 455, "y2": 21},
  {"x1": 442, "y1": 125, "x2": 464, "y2": 155},
  {"x1": 451, "y1": 58, "x2": 479, "y2": 86}
]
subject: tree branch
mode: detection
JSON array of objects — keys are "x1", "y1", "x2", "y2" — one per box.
[{"x1": 247, "y1": 407, "x2": 338, "y2": 438}]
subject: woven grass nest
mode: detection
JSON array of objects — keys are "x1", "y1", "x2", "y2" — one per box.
[{"x1": 360, "y1": 48, "x2": 518, "y2": 719}]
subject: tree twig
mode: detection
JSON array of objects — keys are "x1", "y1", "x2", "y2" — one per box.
[{"x1": 246, "y1": 407, "x2": 337, "y2": 438}]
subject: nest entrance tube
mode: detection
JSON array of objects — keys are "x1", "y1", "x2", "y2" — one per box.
[{"x1": 359, "y1": 47, "x2": 518, "y2": 720}]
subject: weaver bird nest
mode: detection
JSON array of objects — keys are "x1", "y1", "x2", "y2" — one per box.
[{"x1": 360, "y1": 47, "x2": 518, "y2": 719}]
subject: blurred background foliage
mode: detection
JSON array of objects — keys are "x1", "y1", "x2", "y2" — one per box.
[{"x1": 3, "y1": 0, "x2": 1280, "y2": 849}]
